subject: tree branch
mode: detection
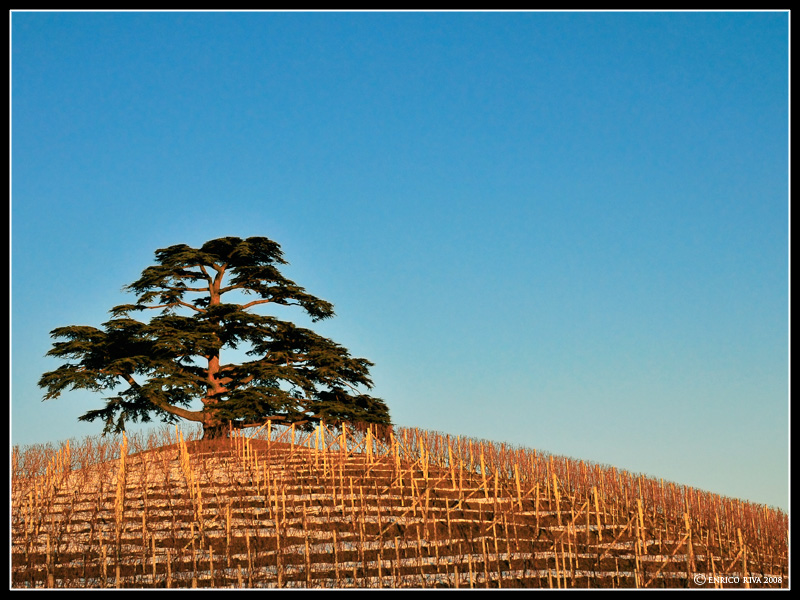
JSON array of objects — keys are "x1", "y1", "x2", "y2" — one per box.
[
  {"x1": 198, "y1": 265, "x2": 214, "y2": 285},
  {"x1": 219, "y1": 283, "x2": 245, "y2": 294},
  {"x1": 122, "y1": 375, "x2": 204, "y2": 423},
  {"x1": 165, "y1": 285, "x2": 209, "y2": 293},
  {"x1": 145, "y1": 300, "x2": 205, "y2": 313},
  {"x1": 239, "y1": 298, "x2": 274, "y2": 310}
]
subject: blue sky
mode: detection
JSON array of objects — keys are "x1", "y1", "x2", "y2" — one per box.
[{"x1": 11, "y1": 11, "x2": 789, "y2": 511}]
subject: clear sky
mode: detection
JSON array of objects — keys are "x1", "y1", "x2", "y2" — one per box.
[{"x1": 11, "y1": 11, "x2": 789, "y2": 511}]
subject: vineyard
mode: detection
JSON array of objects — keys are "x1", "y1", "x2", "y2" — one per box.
[{"x1": 11, "y1": 423, "x2": 788, "y2": 589}]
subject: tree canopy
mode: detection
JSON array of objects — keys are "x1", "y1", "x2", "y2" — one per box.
[{"x1": 39, "y1": 236, "x2": 391, "y2": 438}]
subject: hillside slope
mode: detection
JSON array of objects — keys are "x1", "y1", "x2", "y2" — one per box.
[{"x1": 11, "y1": 424, "x2": 788, "y2": 588}]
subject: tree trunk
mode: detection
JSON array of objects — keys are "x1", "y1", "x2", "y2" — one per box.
[
  {"x1": 201, "y1": 401, "x2": 229, "y2": 440},
  {"x1": 202, "y1": 421, "x2": 229, "y2": 440}
]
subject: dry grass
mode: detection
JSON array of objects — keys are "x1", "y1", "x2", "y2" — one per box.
[{"x1": 11, "y1": 423, "x2": 788, "y2": 588}]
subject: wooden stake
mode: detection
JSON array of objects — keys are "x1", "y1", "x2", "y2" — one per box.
[
  {"x1": 333, "y1": 530, "x2": 340, "y2": 585},
  {"x1": 226, "y1": 501, "x2": 232, "y2": 565},
  {"x1": 101, "y1": 538, "x2": 108, "y2": 587},
  {"x1": 637, "y1": 498, "x2": 646, "y2": 555},
  {"x1": 449, "y1": 443, "x2": 457, "y2": 491},
  {"x1": 160, "y1": 547, "x2": 170, "y2": 588},
  {"x1": 684, "y1": 512, "x2": 695, "y2": 573},
  {"x1": 246, "y1": 532, "x2": 252, "y2": 587},
  {"x1": 480, "y1": 446, "x2": 488, "y2": 499},
  {"x1": 553, "y1": 471, "x2": 562, "y2": 527},
  {"x1": 593, "y1": 486, "x2": 603, "y2": 542},
  {"x1": 305, "y1": 535, "x2": 312, "y2": 586},
  {"x1": 481, "y1": 536, "x2": 490, "y2": 588},
  {"x1": 739, "y1": 528, "x2": 749, "y2": 587},
  {"x1": 209, "y1": 545, "x2": 215, "y2": 587},
  {"x1": 585, "y1": 495, "x2": 591, "y2": 548},
  {"x1": 553, "y1": 540, "x2": 561, "y2": 589},
  {"x1": 151, "y1": 535, "x2": 157, "y2": 586}
]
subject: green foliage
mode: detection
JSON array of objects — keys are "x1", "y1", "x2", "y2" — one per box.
[{"x1": 39, "y1": 236, "x2": 390, "y2": 437}]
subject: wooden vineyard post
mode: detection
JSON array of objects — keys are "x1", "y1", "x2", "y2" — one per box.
[
  {"x1": 503, "y1": 512, "x2": 513, "y2": 577},
  {"x1": 140, "y1": 510, "x2": 147, "y2": 577},
  {"x1": 410, "y1": 475, "x2": 418, "y2": 517},
  {"x1": 420, "y1": 439, "x2": 429, "y2": 482},
  {"x1": 446, "y1": 495, "x2": 452, "y2": 538},
  {"x1": 332, "y1": 529, "x2": 341, "y2": 587},
  {"x1": 314, "y1": 423, "x2": 320, "y2": 469},
  {"x1": 209, "y1": 545, "x2": 215, "y2": 587},
  {"x1": 395, "y1": 536, "x2": 402, "y2": 587},
  {"x1": 322, "y1": 422, "x2": 330, "y2": 476},
  {"x1": 245, "y1": 533, "x2": 253, "y2": 587},
  {"x1": 449, "y1": 442, "x2": 457, "y2": 491},
  {"x1": 634, "y1": 534, "x2": 642, "y2": 588},
  {"x1": 226, "y1": 501, "x2": 232, "y2": 566},
  {"x1": 276, "y1": 517, "x2": 284, "y2": 588},
  {"x1": 392, "y1": 432, "x2": 404, "y2": 506},
  {"x1": 254, "y1": 444, "x2": 261, "y2": 493},
  {"x1": 366, "y1": 425, "x2": 374, "y2": 464},
  {"x1": 553, "y1": 471, "x2": 562, "y2": 527},
  {"x1": 98, "y1": 535, "x2": 108, "y2": 587},
  {"x1": 305, "y1": 534, "x2": 312, "y2": 587},
  {"x1": 709, "y1": 547, "x2": 718, "y2": 588},
  {"x1": 481, "y1": 536, "x2": 490, "y2": 588},
  {"x1": 553, "y1": 539, "x2": 562, "y2": 589},
  {"x1": 392, "y1": 536, "x2": 402, "y2": 587},
  {"x1": 637, "y1": 498, "x2": 646, "y2": 555},
  {"x1": 190, "y1": 528, "x2": 198, "y2": 588},
  {"x1": 416, "y1": 525, "x2": 425, "y2": 587},
  {"x1": 165, "y1": 548, "x2": 173, "y2": 588},
  {"x1": 195, "y1": 476, "x2": 205, "y2": 536},
  {"x1": 114, "y1": 434, "x2": 128, "y2": 588},
  {"x1": 632, "y1": 497, "x2": 644, "y2": 589},
  {"x1": 586, "y1": 496, "x2": 592, "y2": 549},
  {"x1": 480, "y1": 446, "x2": 488, "y2": 499},
  {"x1": 568, "y1": 528, "x2": 576, "y2": 587},
  {"x1": 738, "y1": 529, "x2": 749, "y2": 588},
  {"x1": 45, "y1": 533, "x2": 55, "y2": 587},
  {"x1": 151, "y1": 535, "x2": 157, "y2": 586},
  {"x1": 390, "y1": 429, "x2": 398, "y2": 474},
  {"x1": 424, "y1": 487, "x2": 431, "y2": 535},
  {"x1": 593, "y1": 486, "x2": 603, "y2": 542},
  {"x1": 684, "y1": 512, "x2": 695, "y2": 577},
  {"x1": 459, "y1": 453, "x2": 464, "y2": 503},
  {"x1": 358, "y1": 483, "x2": 367, "y2": 570}
]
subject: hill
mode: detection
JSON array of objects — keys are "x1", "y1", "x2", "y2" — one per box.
[{"x1": 11, "y1": 424, "x2": 788, "y2": 589}]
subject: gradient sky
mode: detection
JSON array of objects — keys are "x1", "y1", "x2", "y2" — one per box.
[{"x1": 11, "y1": 11, "x2": 789, "y2": 511}]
